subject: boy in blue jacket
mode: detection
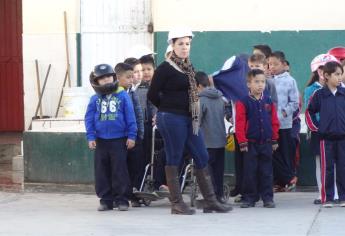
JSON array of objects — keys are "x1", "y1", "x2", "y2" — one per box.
[
  {"x1": 307, "y1": 61, "x2": 345, "y2": 208},
  {"x1": 85, "y1": 64, "x2": 137, "y2": 211}
]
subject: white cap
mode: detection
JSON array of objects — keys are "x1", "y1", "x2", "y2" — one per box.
[
  {"x1": 126, "y1": 44, "x2": 156, "y2": 59},
  {"x1": 167, "y1": 27, "x2": 194, "y2": 44}
]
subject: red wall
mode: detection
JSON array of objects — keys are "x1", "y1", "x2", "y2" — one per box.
[{"x1": 0, "y1": 0, "x2": 23, "y2": 131}]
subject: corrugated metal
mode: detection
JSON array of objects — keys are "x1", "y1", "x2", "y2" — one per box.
[
  {"x1": 80, "y1": 0, "x2": 152, "y2": 89},
  {"x1": 0, "y1": 0, "x2": 23, "y2": 131}
]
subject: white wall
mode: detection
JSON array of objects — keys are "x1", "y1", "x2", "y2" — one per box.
[
  {"x1": 153, "y1": 0, "x2": 345, "y2": 31},
  {"x1": 80, "y1": 0, "x2": 153, "y2": 92},
  {"x1": 23, "y1": 0, "x2": 80, "y2": 129}
]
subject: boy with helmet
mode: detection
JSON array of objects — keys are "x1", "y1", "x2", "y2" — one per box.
[{"x1": 85, "y1": 64, "x2": 137, "y2": 211}]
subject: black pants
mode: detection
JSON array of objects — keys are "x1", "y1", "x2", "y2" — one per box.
[
  {"x1": 234, "y1": 136, "x2": 244, "y2": 195},
  {"x1": 242, "y1": 143, "x2": 273, "y2": 204},
  {"x1": 127, "y1": 139, "x2": 144, "y2": 199},
  {"x1": 94, "y1": 138, "x2": 130, "y2": 207},
  {"x1": 273, "y1": 129, "x2": 296, "y2": 186},
  {"x1": 208, "y1": 148, "x2": 225, "y2": 198}
]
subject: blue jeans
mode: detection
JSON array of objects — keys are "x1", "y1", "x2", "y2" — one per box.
[{"x1": 156, "y1": 112, "x2": 209, "y2": 169}]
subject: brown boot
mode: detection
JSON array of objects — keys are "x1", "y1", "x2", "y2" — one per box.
[
  {"x1": 195, "y1": 167, "x2": 233, "y2": 213},
  {"x1": 165, "y1": 166, "x2": 195, "y2": 215}
]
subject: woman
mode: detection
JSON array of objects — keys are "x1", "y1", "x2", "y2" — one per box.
[{"x1": 147, "y1": 28, "x2": 232, "y2": 215}]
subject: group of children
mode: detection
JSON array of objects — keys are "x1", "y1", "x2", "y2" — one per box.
[{"x1": 84, "y1": 41, "x2": 345, "y2": 212}]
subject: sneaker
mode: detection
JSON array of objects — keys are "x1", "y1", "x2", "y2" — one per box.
[
  {"x1": 313, "y1": 199, "x2": 322, "y2": 205},
  {"x1": 97, "y1": 204, "x2": 113, "y2": 211},
  {"x1": 323, "y1": 201, "x2": 334, "y2": 208},
  {"x1": 240, "y1": 202, "x2": 255, "y2": 208},
  {"x1": 118, "y1": 204, "x2": 129, "y2": 211},
  {"x1": 263, "y1": 201, "x2": 276, "y2": 208},
  {"x1": 159, "y1": 185, "x2": 169, "y2": 192},
  {"x1": 217, "y1": 196, "x2": 228, "y2": 204},
  {"x1": 333, "y1": 199, "x2": 340, "y2": 204},
  {"x1": 234, "y1": 195, "x2": 243, "y2": 203},
  {"x1": 339, "y1": 201, "x2": 345, "y2": 207}
]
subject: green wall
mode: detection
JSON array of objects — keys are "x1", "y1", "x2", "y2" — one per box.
[{"x1": 154, "y1": 30, "x2": 345, "y2": 95}]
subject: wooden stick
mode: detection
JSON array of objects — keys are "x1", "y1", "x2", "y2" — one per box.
[
  {"x1": 34, "y1": 64, "x2": 51, "y2": 117},
  {"x1": 55, "y1": 69, "x2": 69, "y2": 118},
  {"x1": 35, "y1": 60, "x2": 43, "y2": 118},
  {"x1": 64, "y1": 11, "x2": 71, "y2": 87}
]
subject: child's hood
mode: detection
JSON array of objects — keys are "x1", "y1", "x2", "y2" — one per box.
[{"x1": 199, "y1": 87, "x2": 223, "y2": 99}]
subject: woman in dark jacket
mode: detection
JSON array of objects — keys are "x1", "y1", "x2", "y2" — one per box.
[{"x1": 147, "y1": 28, "x2": 232, "y2": 215}]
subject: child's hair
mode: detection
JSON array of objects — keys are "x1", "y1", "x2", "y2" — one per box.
[
  {"x1": 139, "y1": 55, "x2": 155, "y2": 67},
  {"x1": 249, "y1": 54, "x2": 267, "y2": 65},
  {"x1": 124, "y1": 57, "x2": 141, "y2": 67},
  {"x1": 306, "y1": 70, "x2": 321, "y2": 87},
  {"x1": 195, "y1": 71, "x2": 210, "y2": 87},
  {"x1": 247, "y1": 69, "x2": 265, "y2": 82},
  {"x1": 269, "y1": 51, "x2": 286, "y2": 63},
  {"x1": 323, "y1": 61, "x2": 343, "y2": 78},
  {"x1": 114, "y1": 63, "x2": 133, "y2": 76},
  {"x1": 253, "y1": 44, "x2": 272, "y2": 58}
]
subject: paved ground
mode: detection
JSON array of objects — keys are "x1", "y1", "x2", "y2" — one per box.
[{"x1": 0, "y1": 191, "x2": 343, "y2": 236}]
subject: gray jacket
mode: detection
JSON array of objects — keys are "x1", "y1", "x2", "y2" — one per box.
[
  {"x1": 273, "y1": 72, "x2": 299, "y2": 129},
  {"x1": 199, "y1": 87, "x2": 227, "y2": 148}
]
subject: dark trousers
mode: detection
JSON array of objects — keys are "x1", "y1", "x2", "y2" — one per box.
[
  {"x1": 234, "y1": 136, "x2": 244, "y2": 195},
  {"x1": 320, "y1": 139, "x2": 345, "y2": 203},
  {"x1": 242, "y1": 143, "x2": 274, "y2": 204},
  {"x1": 143, "y1": 123, "x2": 153, "y2": 166},
  {"x1": 208, "y1": 148, "x2": 225, "y2": 198},
  {"x1": 94, "y1": 138, "x2": 130, "y2": 207},
  {"x1": 156, "y1": 112, "x2": 209, "y2": 169},
  {"x1": 273, "y1": 129, "x2": 296, "y2": 186},
  {"x1": 127, "y1": 139, "x2": 144, "y2": 199}
]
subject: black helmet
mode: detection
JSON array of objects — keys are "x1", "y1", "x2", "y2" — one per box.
[{"x1": 89, "y1": 64, "x2": 118, "y2": 95}]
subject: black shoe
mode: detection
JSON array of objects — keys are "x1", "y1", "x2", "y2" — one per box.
[
  {"x1": 118, "y1": 204, "x2": 129, "y2": 211},
  {"x1": 313, "y1": 199, "x2": 321, "y2": 205},
  {"x1": 263, "y1": 201, "x2": 276, "y2": 208},
  {"x1": 333, "y1": 199, "x2": 340, "y2": 204},
  {"x1": 240, "y1": 202, "x2": 255, "y2": 208},
  {"x1": 230, "y1": 188, "x2": 240, "y2": 197},
  {"x1": 97, "y1": 204, "x2": 113, "y2": 211}
]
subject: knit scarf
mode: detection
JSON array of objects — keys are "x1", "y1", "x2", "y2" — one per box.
[{"x1": 169, "y1": 51, "x2": 200, "y2": 135}]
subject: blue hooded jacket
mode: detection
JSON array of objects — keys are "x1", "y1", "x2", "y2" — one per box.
[{"x1": 84, "y1": 87, "x2": 137, "y2": 141}]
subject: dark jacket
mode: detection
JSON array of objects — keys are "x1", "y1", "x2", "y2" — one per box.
[
  {"x1": 147, "y1": 61, "x2": 190, "y2": 116},
  {"x1": 235, "y1": 93, "x2": 280, "y2": 145},
  {"x1": 307, "y1": 86, "x2": 345, "y2": 140},
  {"x1": 128, "y1": 88, "x2": 144, "y2": 140}
]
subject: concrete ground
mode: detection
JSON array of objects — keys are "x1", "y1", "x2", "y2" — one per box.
[{"x1": 0, "y1": 191, "x2": 343, "y2": 236}]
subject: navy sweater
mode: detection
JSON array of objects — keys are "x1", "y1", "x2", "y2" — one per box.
[{"x1": 307, "y1": 86, "x2": 345, "y2": 140}]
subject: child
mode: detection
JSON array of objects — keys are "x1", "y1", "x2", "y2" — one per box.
[
  {"x1": 235, "y1": 69, "x2": 280, "y2": 208},
  {"x1": 307, "y1": 61, "x2": 345, "y2": 208},
  {"x1": 85, "y1": 64, "x2": 137, "y2": 211},
  {"x1": 305, "y1": 54, "x2": 339, "y2": 204},
  {"x1": 328, "y1": 47, "x2": 345, "y2": 87},
  {"x1": 253, "y1": 44, "x2": 272, "y2": 58},
  {"x1": 124, "y1": 57, "x2": 143, "y2": 91},
  {"x1": 114, "y1": 62, "x2": 145, "y2": 207},
  {"x1": 248, "y1": 54, "x2": 278, "y2": 104},
  {"x1": 268, "y1": 51, "x2": 299, "y2": 190},
  {"x1": 195, "y1": 71, "x2": 228, "y2": 203}
]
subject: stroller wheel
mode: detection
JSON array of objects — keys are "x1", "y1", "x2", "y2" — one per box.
[{"x1": 143, "y1": 199, "x2": 152, "y2": 206}]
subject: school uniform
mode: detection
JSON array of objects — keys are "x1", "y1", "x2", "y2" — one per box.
[
  {"x1": 235, "y1": 93, "x2": 280, "y2": 204},
  {"x1": 307, "y1": 86, "x2": 345, "y2": 203},
  {"x1": 85, "y1": 87, "x2": 137, "y2": 208}
]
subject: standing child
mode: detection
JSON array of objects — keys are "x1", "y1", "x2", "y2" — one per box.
[
  {"x1": 115, "y1": 62, "x2": 145, "y2": 207},
  {"x1": 124, "y1": 57, "x2": 143, "y2": 91},
  {"x1": 268, "y1": 51, "x2": 299, "y2": 190},
  {"x1": 305, "y1": 54, "x2": 339, "y2": 204},
  {"x1": 236, "y1": 69, "x2": 280, "y2": 208},
  {"x1": 195, "y1": 71, "x2": 229, "y2": 203},
  {"x1": 307, "y1": 61, "x2": 345, "y2": 208},
  {"x1": 85, "y1": 64, "x2": 137, "y2": 211}
]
